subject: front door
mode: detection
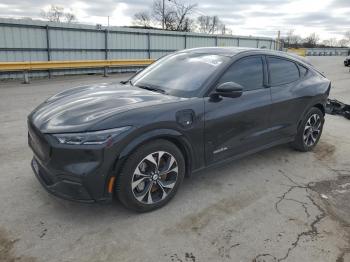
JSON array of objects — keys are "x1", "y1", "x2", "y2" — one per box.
[{"x1": 204, "y1": 55, "x2": 272, "y2": 164}]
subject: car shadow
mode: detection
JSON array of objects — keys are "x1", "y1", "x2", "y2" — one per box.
[{"x1": 31, "y1": 143, "x2": 308, "y2": 228}]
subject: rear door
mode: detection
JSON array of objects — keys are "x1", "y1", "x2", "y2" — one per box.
[
  {"x1": 267, "y1": 56, "x2": 306, "y2": 139},
  {"x1": 204, "y1": 55, "x2": 273, "y2": 164}
]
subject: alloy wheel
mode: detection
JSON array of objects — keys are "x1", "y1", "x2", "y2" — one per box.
[
  {"x1": 131, "y1": 151, "x2": 178, "y2": 205},
  {"x1": 303, "y1": 114, "x2": 322, "y2": 147}
]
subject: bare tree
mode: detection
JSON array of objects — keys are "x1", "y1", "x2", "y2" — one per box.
[
  {"x1": 283, "y1": 30, "x2": 303, "y2": 47},
  {"x1": 291, "y1": 35, "x2": 302, "y2": 46},
  {"x1": 151, "y1": 0, "x2": 196, "y2": 31},
  {"x1": 304, "y1": 33, "x2": 319, "y2": 48},
  {"x1": 152, "y1": 0, "x2": 176, "y2": 30},
  {"x1": 41, "y1": 5, "x2": 64, "y2": 22},
  {"x1": 133, "y1": 11, "x2": 151, "y2": 28},
  {"x1": 328, "y1": 38, "x2": 338, "y2": 47},
  {"x1": 172, "y1": 0, "x2": 197, "y2": 31},
  {"x1": 286, "y1": 29, "x2": 294, "y2": 46},
  {"x1": 41, "y1": 5, "x2": 76, "y2": 23},
  {"x1": 321, "y1": 39, "x2": 331, "y2": 47},
  {"x1": 132, "y1": 0, "x2": 232, "y2": 33},
  {"x1": 338, "y1": 39, "x2": 349, "y2": 47},
  {"x1": 197, "y1": 15, "x2": 224, "y2": 34},
  {"x1": 65, "y1": 12, "x2": 76, "y2": 23},
  {"x1": 344, "y1": 31, "x2": 350, "y2": 45}
]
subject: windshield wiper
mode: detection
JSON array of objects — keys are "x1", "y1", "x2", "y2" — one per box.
[
  {"x1": 120, "y1": 79, "x2": 132, "y2": 85},
  {"x1": 135, "y1": 84, "x2": 167, "y2": 94}
]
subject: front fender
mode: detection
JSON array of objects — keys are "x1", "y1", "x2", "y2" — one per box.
[{"x1": 119, "y1": 128, "x2": 193, "y2": 160}]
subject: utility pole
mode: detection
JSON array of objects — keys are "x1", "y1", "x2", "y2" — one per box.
[
  {"x1": 162, "y1": 0, "x2": 165, "y2": 29},
  {"x1": 162, "y1": 0, "x2": 172, "y2": 30},
  {"x1": 104, "y1": 16, "x2": 110, "y2": 77}
]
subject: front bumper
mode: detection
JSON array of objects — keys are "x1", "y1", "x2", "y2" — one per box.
[
  {"x1": 31, "y1": 158, "x2": 94, "y2": 202},
  {"x1": 28, "y1": 122, "x2": 123, "y2": 203}
]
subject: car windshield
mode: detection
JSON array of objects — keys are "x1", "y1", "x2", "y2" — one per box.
[{"x1": 130, "y1": 52, "x2": 229, "y2": 97}]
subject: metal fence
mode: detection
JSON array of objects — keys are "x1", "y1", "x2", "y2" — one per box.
[
  {"x1": 305, "y1": 48, "x2": 350, "y2": 56},
  {"x1": 0, "y1": 18, "x2": 280, "y2": 79}
]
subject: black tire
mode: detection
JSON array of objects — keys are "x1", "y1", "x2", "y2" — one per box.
[
  {"x1": 290, "y1": 107, "x2": 324, "y2": 152},
  {"x1": 116, "y1": 139, "x2": 185, "y2": 212}
]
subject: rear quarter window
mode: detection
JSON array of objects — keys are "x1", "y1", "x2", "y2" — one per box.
[
  {"x1": 299, "y1": 65, "x2": 308, "y2": 77},
  {"x1": 268, "y1": 57, "x2": 300, "y2": 86}
]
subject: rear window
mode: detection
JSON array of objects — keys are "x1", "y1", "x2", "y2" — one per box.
[{"x1": 268, "y1": 57, "x2": 300, "y2": 86}]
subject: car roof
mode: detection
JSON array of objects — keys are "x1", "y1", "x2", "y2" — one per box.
[
  {"x1": 179, "y1": 47, "x2": 253, "y2": 56},
  {"x1": 179, "y1": 47, "x2": 311, "y2": 66}
]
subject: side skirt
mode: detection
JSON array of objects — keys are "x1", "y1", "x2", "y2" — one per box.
[{"x1": 192, "y1": 136, "x2": 294, "y2": 175}]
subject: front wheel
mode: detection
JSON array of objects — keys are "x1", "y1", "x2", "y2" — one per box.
[
  {"x1": 290, "y1": 107, "x2": 324, "y2": 152},
  {"x1": 116, "y1": 139, "x2": 185, "y2": 212}
]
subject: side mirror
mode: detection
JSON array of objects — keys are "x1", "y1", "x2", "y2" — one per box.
[{"x1": 213, "y1": 82, "x2": 243, "y2": 98}]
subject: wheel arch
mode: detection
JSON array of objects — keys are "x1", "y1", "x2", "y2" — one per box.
[
  {"x1": 297, "y1": 102, "x2": 325, "y2": 131},
  {"x1": 114, "y1": 129, "x2": 194, "y2": 180},
  {"x1": 313, "y1": 103, "x2": 325, "y2": 116}
]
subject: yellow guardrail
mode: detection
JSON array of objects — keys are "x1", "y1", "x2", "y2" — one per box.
[
  {"x1": 287, "y1": 48, "x2": 307, "y2": 57},
  {"x1": 0, "y1": 59, "x2": 155, "y2": 71}
]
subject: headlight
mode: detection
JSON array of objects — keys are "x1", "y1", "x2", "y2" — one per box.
[{"x1": 52, "y1": 126, "x2": 131, "y2": 145}]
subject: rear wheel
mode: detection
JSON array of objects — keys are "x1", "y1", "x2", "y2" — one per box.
[
  {"x1": 290, "y1": 107, "x2": 324, "y2": 152},
  {"x1": 116, "y1": 139, "x2": 185, "y2": 212}
]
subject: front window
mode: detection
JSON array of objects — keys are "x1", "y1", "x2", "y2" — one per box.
[
  {"x1": 131, "y1": 52, "x2": 229, "y2": 97},
  {"x1": 217, "y1": 56, "x2": 264, "y2": 91}
]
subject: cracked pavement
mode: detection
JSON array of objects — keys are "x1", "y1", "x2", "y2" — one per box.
[{"x1": 0, "y1": 56, "x2": 350, "y2": 262}]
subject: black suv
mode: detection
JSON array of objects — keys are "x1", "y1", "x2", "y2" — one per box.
[{"x1": 28, "y1": 47, "x2": 331, "y2": 212}]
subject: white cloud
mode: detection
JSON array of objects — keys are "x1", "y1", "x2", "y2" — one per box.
[{"x1": 0, "y1": 0, "x2": 349, "y2": 40}]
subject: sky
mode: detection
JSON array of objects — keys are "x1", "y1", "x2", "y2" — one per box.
[{"x1": 0, "y1": 0, "x2": 349, "y2": 40}]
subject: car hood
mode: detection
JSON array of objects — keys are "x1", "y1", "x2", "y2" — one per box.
[{"x1": 29, "y1": 83, "x2": 182, "y2": 133}]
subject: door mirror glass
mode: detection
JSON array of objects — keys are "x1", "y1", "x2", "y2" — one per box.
[{"x1": 214, "y1": 82, "x2": 243, "y2": 98}]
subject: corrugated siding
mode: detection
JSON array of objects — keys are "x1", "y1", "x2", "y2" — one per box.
[
  {"x1": 305, "y1": 48, "x2": 350, "y2": 56},
  {"x1": 218, "y1": 38, "x2": 238, "y2": 47},
  {"x1": 186, "y1": 36, "x2": 216, "y2": 48},
  {"x1": 0, "y1": 18, "x2": 280, "y2": 79},
  {"x1": 50, "y1": 51, "x2": 105, "y2": 60},
  {"x1": 0, "y1": 26, "x2": 46, "y2": 48},
  {"x1": 0, "y1": 51, "x2": 48, "y2": 62},
  {"x1": 150, "y1": 34, "x2": 184, "y2": 50},
  {"x1": 109, "y1": 32, "x2": 148, "y2": 49},
  {"x1": 238, "y1": 39, "x2": 258, "y2": 48},
  {"x1": 50, "y1": 29, "x2": 105, "y2": 49},
  {"x1": 258, "y1": 40, "x2": 271, "y2": 49}
]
